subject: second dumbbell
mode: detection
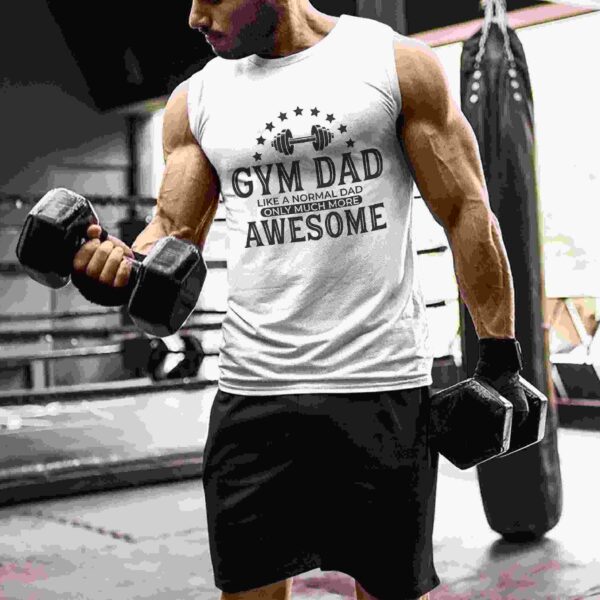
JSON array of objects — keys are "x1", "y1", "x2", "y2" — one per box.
[{"x1": 272, "y1": 125, "x2": 334, "y2": 156}]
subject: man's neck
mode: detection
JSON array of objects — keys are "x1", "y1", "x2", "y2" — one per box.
[{"x1": 257, "y1": 7, "x2": 339, "y2": 58}]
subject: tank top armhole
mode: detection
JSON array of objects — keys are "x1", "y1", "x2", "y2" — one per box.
[
  {"x1": 187, "y1": 70, "x2": 207, "y2": 146},
  {"x1": 385, "y1": 29, "x2": 404, "y2": 118}
]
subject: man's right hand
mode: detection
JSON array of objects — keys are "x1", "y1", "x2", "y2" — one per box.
[{"x1": 72, "y1": 224, "x2": 136, "y2": 289}]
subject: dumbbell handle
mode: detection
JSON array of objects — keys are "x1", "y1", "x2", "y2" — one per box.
[{"x1": 289, "y1": 135, "x2": 318, "y2": 145}]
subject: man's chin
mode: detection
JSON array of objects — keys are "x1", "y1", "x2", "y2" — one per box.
[
  {"x1": 204, "y1": 36, "x2": 233, "y2": 57},
  {"x1": 215, "y1": 50, "x2": 245, "y2": 59},
  {"x1": 212, "y1": 46, "x2": 251, "y2": 60},
  {"x1": 208, "y1": 36, "x2": 264, "y2": 60}
]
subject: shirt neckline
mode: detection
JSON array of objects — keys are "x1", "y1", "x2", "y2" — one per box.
[{"x1": 247, "y1": 14, "x2": 348, "y2": 69}]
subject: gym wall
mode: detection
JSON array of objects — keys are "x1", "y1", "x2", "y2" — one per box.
[
  {"x1": 1, "y1": 1, "x2": 549, "y2": 198},
  {"x1": 0, "y1": 2, "x2": 130, "y2": 197}
]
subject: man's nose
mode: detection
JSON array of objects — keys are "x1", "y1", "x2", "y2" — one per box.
[{"x1": 188, "y1": 1, "x2": 211, "y2": 30}]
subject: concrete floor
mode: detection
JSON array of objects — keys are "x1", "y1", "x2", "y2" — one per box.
[{"x1": 0, "y1": 424, "x2": 597, "y2": 600}]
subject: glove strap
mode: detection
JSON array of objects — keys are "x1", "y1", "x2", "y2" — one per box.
[{"x1": 477, "y1": 338, "x2": 523, "y2": 375}]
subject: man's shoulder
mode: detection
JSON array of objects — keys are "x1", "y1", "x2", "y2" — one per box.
[
  {"x1": 392, "y1": 36, "x2": 451, "y2": 117},
  {"x1": 163, "y1": 81, "x2": 194, "y2": 153},
  {"x1": 169, "y1": 78, "x2": 190, "y2": 101},
  {"x1": 392, "y1": 36, "x2": 442, "y2": 81}
]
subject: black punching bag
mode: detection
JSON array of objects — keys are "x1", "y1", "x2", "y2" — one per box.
[{"x1": 459, "y1": 5, "x2": 563, "y2": 541}]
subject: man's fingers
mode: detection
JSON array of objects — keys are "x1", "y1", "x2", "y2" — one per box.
[
  {"x1": 87, "y1": 225, "x2": 103, "y2": 239},
  {"x1": 105, "y1": 233, "x2": 135, "y2": 258},
  {"x1": 72, "y1": 238, "x2": 101, "y2": 272},
  {"x1": 514, "y1": 406, "x2": 530, "y2": 427},
  {"x1": 505, "y1": 387, "x2": 529, "y2": 427},
  {"x1": 73, "y1": 227, "x2": 136, "y2": 285},
  {"x1": 114, "y1": 258, "x2": 134, "y2": 288},
  {"x1": 86, "y1": 225, "x2": 134, "y2": 259},
  {"x1": 86, "y1": 241, "x2": 120, "y2": 279},
  {"x1": 98, "y1": 246, "x2": 126, "y2": 286}
]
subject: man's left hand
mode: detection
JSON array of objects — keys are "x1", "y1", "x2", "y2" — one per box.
[{"x1": 473, "y1": 338, "x2": 529, "y2": 427}]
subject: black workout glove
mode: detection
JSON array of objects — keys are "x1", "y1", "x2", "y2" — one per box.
[
  {"x1": 70, "y1": 251, "x2": 145, "y2": 307},
  {"x1": 473, "y1": 337, "x2": 529, "y2": 427}
]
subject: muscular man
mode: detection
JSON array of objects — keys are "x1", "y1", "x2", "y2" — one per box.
[{"x1": 73, "y1": 1, "x2": 525, "y2": 599}]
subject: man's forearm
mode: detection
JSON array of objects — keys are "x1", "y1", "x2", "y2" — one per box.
[
  {"x1": 131, "y1": 208, "x2": 212, "y2": 256},
  {"x1": 131, "y1": 219, "x2": 165, "y2": 256},
  {"x1": 131, "y1": 216, "x2": 212, "y2": 254},
  {"x1": 131, "y1": 215, "x2": 184, "y2": 256},
  {"x1": 132, "y1": 141, "x2": 220, "y2": 256},
  {"x1": 446, "y1": 203, "x2": 515, "y2": 339}
]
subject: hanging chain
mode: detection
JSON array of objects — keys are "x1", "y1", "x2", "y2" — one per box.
[
  {"x1": 474, "y1": 0, "x2": 516, "y2": 69},
  {"x1": 495, "y1": 0, "x2": 516, "y2": 66},
  {"x1": 474, "y1": 0, "x2": 494, "y2": 68}
]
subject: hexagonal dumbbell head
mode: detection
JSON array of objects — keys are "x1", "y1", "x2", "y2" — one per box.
[
  {"x1": 127, "y1": 236, "x2": 207, "y2": 338},
  {"x1": 429, "y1": 377, "x2": 514, "y2": 470},
  {"x1": 16, "y1": 188, "x2": 106, "y2": 289}
]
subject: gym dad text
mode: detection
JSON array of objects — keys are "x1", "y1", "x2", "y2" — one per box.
[{"x1": 231, "y1": 148, "x2": 389, "y2": 248}]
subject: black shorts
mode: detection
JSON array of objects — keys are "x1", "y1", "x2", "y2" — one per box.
[{"x1": 202, "y1": 386, "x2": 441, "y2": 599}]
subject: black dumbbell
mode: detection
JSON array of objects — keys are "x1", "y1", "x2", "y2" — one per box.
[
  {"x1": 429, "y1": 375, "x2": 548, "y2": 470},
  {"x1": 15, "y1": 188, "x2": 207, "y2": 338},
  {"x1": 272, "y1": 125, "x2": 334, "y2": 156}
]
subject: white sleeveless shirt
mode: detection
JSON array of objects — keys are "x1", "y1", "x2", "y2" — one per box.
[{"x1": 187, "y1": 14, "x2": 433, "y2": 395}]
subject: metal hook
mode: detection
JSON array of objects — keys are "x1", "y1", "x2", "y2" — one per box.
[{"x1": 480, "y1": 0, "x2": 505, "y2": 24}]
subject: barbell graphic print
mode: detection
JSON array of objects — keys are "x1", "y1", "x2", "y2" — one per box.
[{"x1": 271, "y1": 125, "x2": 335, "y2": 155}]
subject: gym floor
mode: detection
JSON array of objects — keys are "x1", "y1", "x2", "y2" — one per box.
[{"x1": 0, "y1": 402, "x2": 597, "y2": 600}]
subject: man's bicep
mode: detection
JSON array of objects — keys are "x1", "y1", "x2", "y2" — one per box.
[
  {"x1": 157, "y1": 134, "x2": 221, "y2": 250},
  {"x1": 394, "y1": 40, "x2": 488, "y2": 230},
  {"x1": 133, "y1": 84, "x2": 220, "y2": 254}
]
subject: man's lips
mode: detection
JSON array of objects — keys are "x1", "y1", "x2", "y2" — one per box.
[{"x1": 204, "y1": 32, "x2": 224, "y2": 44}]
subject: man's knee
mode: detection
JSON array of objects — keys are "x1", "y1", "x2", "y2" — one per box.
[{"x1": 221, "y1": 578, "x2": 293, "y2": 600}]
